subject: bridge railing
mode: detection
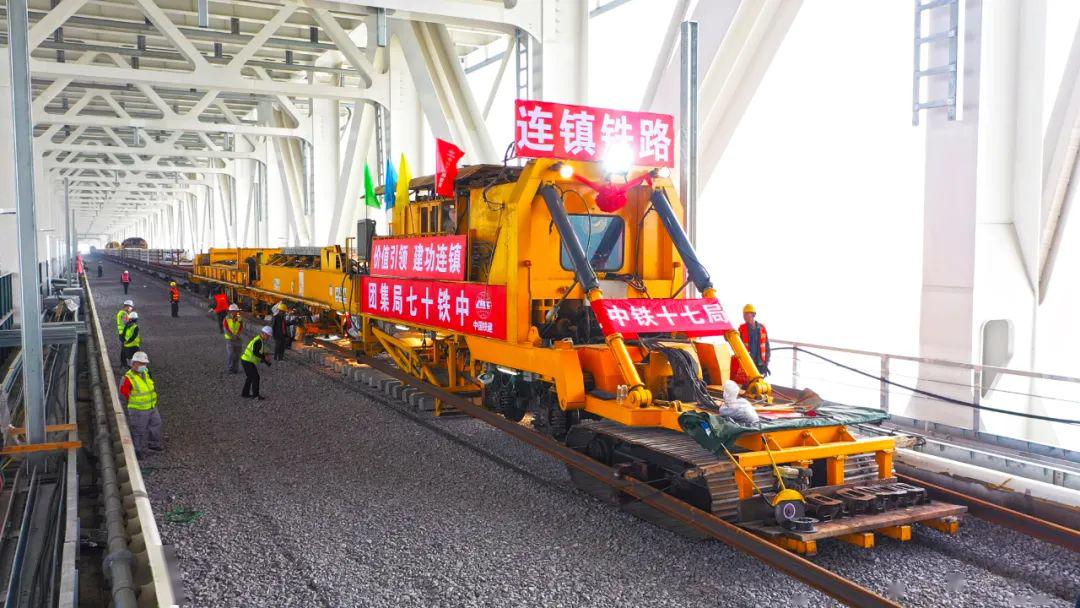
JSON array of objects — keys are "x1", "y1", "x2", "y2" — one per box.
[{"x1": 770, "y1": 339, "x2": 1080, "y2": 452}]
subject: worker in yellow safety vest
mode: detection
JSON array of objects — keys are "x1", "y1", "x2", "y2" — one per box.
[
  {"x1": 115, "y1": 300, "x2": 134, "y2": 366},
  {"x1": 240, "y1": 326, "x2": 273, "y2": 400},
  {"x1": 121, "y1": 311, "x2": 142, "y2": 368},
  {"x1": 119, "y1": 351, "x2": 163, "y2": 457},
  {"x1": 222, "y1": 304, "x2": 243, "y2": 374}
]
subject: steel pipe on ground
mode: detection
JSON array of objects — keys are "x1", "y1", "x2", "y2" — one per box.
[{"x1": 87, "y1": 337, "x2": 138, "y2": 608}]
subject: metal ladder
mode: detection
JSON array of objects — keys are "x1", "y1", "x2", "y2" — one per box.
[
  {"x1": 375, "y1": 105, "x2": 387, "y2": 184},
  {"x1": 911, "y1": 0, "x2": 960, "y2": 126},
  {"x1": 515, "y1": 28, "x2": 531, "y2": 100}
]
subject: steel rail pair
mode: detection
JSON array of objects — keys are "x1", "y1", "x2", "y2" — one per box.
[
  {"x1": 105, "y1": 255, "x2": 1079, "y2": 606},
  {"x1": 348, "y1": 349, "x2": 901, "y2": 608}
]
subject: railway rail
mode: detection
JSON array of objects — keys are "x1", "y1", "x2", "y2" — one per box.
[
  {"x1": 107, "y1": 162, "x2": 964, "y2": 561},
  {"x1": 344, "y1": 343, "x2": 902, "y2": 607},
  {"x1": 102, "y1": 251, "x2": 1078, "y2": 550},
  {"x1": 93, "y1": 256, "x2": 1079, "y2": 606}
]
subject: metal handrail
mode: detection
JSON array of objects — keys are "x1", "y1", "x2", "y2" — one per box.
[
  {"x1": 772, "y1": 339, "x2": 1080, "y2": 385},
  {"x1": 772, "y1": 338, "x2": 1079, "y2": 436}
]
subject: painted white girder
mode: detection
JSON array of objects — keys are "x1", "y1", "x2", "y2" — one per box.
[
  {"x1": 22, "y1": 0, "x2": 394, "y2": 246},
  {"x1": 644, "y1": 0, "x2": 801, "y2": 196},
  {"x1": 28, "y1": 0, "x2": 91, "y2": 50},
  {"x1": 329, "y1": 98, "x2": 377, "y2": 245},
  {"x1": 70, "y1": 196, "x2": 175, "y2": 202},
  {"x1": 36, "y1": 112, "x2": 303, "y2": 138},
  {"x1": 335, "y1": 0, "x2": 541, "y2": 39},
  {"x1": 22, "y1": 0, "x2": 538, "y2": 247},
  {"x1": 699, "y1": 0, "x2": 800, "y2": 190},
  {"x1": 307, "y1": 6, "x2": 377, "y2": 87},
  {"x1": 61, "y1": 176, "x2": 213, "y2": 186},
  {"x1": 66, "y1": 186, "x2": 198, "y2": 194},
  {"x1": 40, "y1": 142, "x2": 261, "y2": 160},
  {"x1": 45, "y1": 161, "x2": 230, "y2": 174},
  {"x1": 1038, "y1": 18, "x2": 1080, "y2": 300},
  {"x1": 394, "y1": 20, "x2": 496, "y2": 162},
  {"x1": 641, "y1": 0, "x2": 693, "y2": 111},
  {"x1": 30, "y1": 59, "x2": 386, "y2": 104}
]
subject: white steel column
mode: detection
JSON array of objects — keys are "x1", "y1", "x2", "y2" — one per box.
[
  {"x1": 679, "y1": 21, "x2": 698, "y2": 277},
  {"x1": 329, "y1": 101, "x2": 376, "y2": 245},
  {"x1": 63, "y1": 177, "x2": 74, "y2": 277},
  {"x1": 8, "y1": 0, "x2": 46, "y2": 446},
  {"x1": 537, "y1": 0, "x2": 588, "y2": 104},
  {"x1": 273, "y1": 131, "x2": 310, "y2": 245},
  {"x1": 312, "y1": 98, "x2": 341, "y2": 244},
  {"x1": 912, "y1": 2, "x2": 984, "y2": 427}
]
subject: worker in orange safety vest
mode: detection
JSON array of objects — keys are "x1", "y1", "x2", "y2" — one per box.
[
  {"x1": 730, "y1": 303, "x2": 771, "y2": 386},
  {"x1": 210, "y1": 291, "x2": 229, "y2": 330},
  {"x1": 169, "y1": 281, "x2": 181, "y2": 317}
]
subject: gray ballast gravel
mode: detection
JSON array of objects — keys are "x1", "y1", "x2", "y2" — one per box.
[{"x1": 88, "y1": 261, "x2": 1079, "y2": 608}]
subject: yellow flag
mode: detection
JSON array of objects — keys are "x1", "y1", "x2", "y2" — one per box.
[{"x1": 395, "y1": 153, "x2": 411, "y2": 206}]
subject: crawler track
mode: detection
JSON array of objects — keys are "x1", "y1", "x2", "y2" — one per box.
[{"x1": 338, "y1": 346, "x2": 903, "y2": 608}]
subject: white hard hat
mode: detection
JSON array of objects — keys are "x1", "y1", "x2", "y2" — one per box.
[
  {"x1": 228, "y1": 304, "x2": 240, "y2": 311},
  {"x1": 123, "y1": 300, "x2": 134, "y2": 307},
  {"x1": 261, "y1": 325, "x2": 273, "y2": 335},
  {"x1": 127, "y1": 311, "x2": 139, "y2": 320},
  {"x1": 131, "y1": 351, "x2": 149, "y2": 364}
]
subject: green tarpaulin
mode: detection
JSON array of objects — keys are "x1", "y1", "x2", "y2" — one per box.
[{"x1": 678, "y1": 403, "x2": 889, "y2": 455}]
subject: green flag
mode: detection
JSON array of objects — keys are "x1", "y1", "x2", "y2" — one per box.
[{"x1": 364, "y1": 164, "x2": 380, "y2": 208}]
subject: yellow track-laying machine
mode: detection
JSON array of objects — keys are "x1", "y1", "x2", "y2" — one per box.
[{"x1": 193, "y1": 157, "x2": 965, "y2": 555}]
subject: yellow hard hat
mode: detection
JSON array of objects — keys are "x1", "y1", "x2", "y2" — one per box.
[
  {"x1": 743, "y1": 303, "x2": 756, "y2": 314},
  {"x1": 170, "y1": 281, "x2": 177, "y2": 286}
]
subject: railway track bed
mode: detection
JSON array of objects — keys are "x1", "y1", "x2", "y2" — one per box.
[{"x1": 90, "y1": 259, "x2": 1079, "y2": 607}]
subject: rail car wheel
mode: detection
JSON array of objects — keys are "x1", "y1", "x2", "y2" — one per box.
[
  {"x1": 500, "y1": 389, "x2": 528, "y2": 422},
  {"x1": 564, "y1": 426, "x2": 619, "y2": 506},
  {"x1": 530, "y1": 389, "x2": 571, "y2": 440},
  {"x1": 482, "y1": 375, "x2": 528, "y2": 422}
]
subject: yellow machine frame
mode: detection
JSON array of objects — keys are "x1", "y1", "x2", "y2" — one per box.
[
  {"x1": 191, "y1": 160, "x2": 897, "y2": 473},
  {"x1": 190, "y1": 159, "x2": 927, "y2": 546}
]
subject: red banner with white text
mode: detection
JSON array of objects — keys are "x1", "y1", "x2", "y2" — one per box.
[
  {"x1": 361, "y1": 277, "x2": 507, "y2": 340},
  {"x1": 591, "y1": 298, "x2": 734, "y2": 338},
  {"x1": 514, "y1": 99, "x2": 675, "y2": 167},
  {"x1": 370, "y1": 235, "x2": 468, "y2": 281}
]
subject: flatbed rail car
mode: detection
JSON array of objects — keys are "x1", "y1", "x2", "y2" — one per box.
[
  {"x1": 102, "y1": 247, "x2": 194, "y2": 283},
  {"x1": 189, "y1": 159, "x2": 964, "y2": 554}
]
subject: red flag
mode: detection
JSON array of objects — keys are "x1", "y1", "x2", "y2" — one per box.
[{"x1": 435, "y1": 138, "x2": 465, "y2": 197}]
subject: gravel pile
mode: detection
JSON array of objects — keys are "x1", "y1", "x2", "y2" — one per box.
[{"x1": 88, "y1": 259, "x2": 1078, "y2": 608}]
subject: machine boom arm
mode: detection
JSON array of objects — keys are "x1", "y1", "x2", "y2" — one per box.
[
  {"x1": 649, "y1": 188, "x2": 771, "y2": 398},
  {"x1": 539, "y1": 183, "x2": 652, "y2": 407}
]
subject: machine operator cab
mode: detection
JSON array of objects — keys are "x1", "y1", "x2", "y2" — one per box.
[{"x1": 382, "y1": 158, "x2": 752, "y2": 412}]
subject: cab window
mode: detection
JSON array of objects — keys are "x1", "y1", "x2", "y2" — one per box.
[{"x1": 560, "y1": 214, "x2": 624, "y2": 272}]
